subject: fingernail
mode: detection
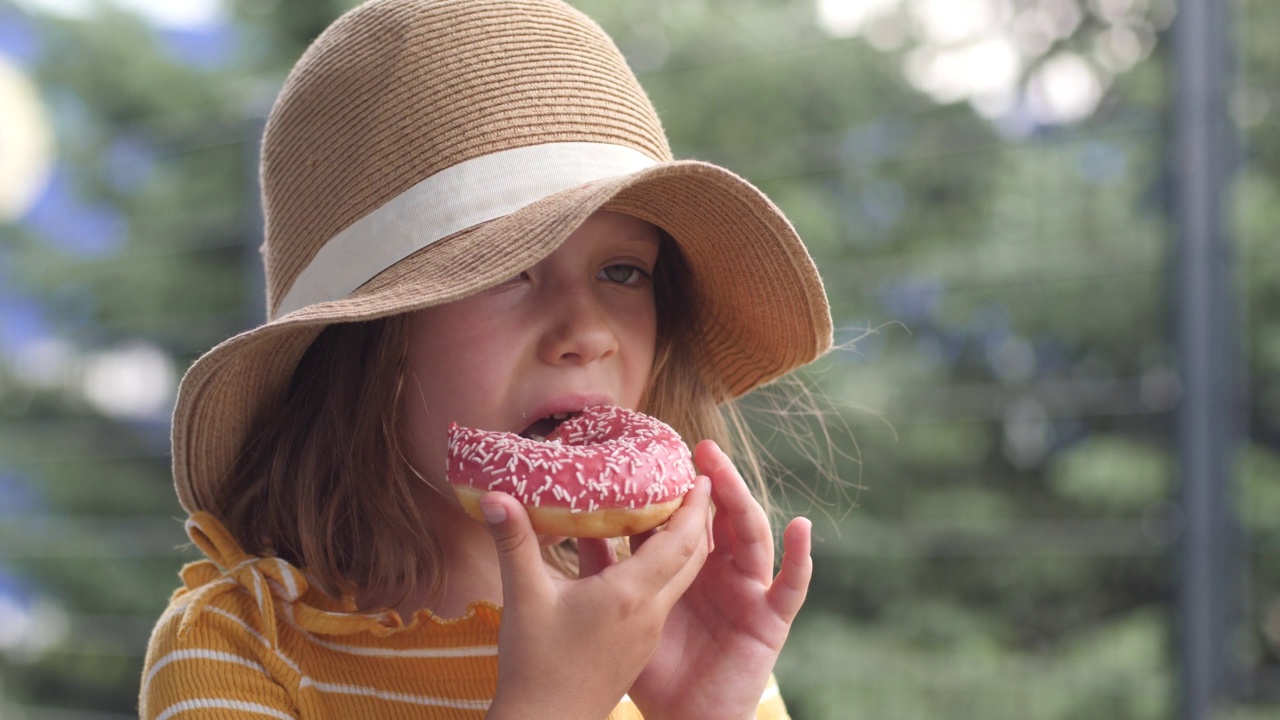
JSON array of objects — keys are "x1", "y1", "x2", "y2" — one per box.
[{"x1": 481, "y1": 501, "x2": 507, "y2": 525}]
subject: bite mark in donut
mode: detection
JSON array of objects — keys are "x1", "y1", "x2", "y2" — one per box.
[{"x1": 447, "y1": 406, "x2": 696, "y2": 538}]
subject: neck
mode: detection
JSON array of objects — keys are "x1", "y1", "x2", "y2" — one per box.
[
  {"x1": 401, "y1": 483, "x2": 505, "y2": 620},
  {"x1": 368, "y1": 484, "x2": 575, "y2": 621}
]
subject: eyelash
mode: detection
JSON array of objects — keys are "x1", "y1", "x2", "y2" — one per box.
[
  {"x1": 501, "y1": 264, "x2": 652, "y2": 286},
  {"x1": 599, "y1": 263, "x2": 651, "y2": 285}
]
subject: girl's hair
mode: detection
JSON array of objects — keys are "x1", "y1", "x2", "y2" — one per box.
[
  {"x1": 218, "y1": 313, "x2": 442, "y2": 609},
  {"x1": 218, "y1": 232, "x2": 770, "y2": 611}
]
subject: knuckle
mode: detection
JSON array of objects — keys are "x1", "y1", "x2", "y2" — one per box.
[
  {"x1": 613, "y1": 592, "x2": 644, "y2": 619},
  {"x1": 614, "y1": 596, "x2": 663, "y2": 637},
  {"x1": 674, "y1": 529, "x2": 703, "y2": 561},
  {"x1": 495, "y1": 529, "x2": 530, "y2": 556}
]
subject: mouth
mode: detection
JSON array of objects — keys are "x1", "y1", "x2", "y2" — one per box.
[{"x1": 519, "y1": 411, "x2": 580, "y2": 441}]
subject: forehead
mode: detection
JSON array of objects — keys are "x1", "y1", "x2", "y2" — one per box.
[{"x1": 566, "y1": 210, "x2": 661, "y2": 249}]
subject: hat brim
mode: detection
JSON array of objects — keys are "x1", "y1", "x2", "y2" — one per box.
[{"x1": 172, "y1": 160, "x2": 831, "y2": 514}]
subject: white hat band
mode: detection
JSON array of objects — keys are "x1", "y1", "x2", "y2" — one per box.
[{"x1": 274, "y1": 141, "x2": 659, "y2": 318}]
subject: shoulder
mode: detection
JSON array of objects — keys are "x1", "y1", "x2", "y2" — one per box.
[
  {"x1": 140, "y1": 584, "x2": 302, "y2": 719},
  {"x1": 150, "y1": 576, "x2": 287, "y2": 648}
]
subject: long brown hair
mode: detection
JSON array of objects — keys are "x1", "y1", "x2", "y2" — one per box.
[
  {"x1": 218, "y1": 232, "x2": 768, "y2": 611},
  {"x1": 218, "y1": 315, "x2": 444, "y2": 609}
]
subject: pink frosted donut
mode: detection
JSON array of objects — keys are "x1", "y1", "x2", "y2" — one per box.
[{"x1": 447, "y1": 406, "x2": 696, "y2": 538}]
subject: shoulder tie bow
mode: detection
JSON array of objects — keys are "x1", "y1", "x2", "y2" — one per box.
[{"x1": 175, "y1": 511, "x2": 308, "y2": 648}]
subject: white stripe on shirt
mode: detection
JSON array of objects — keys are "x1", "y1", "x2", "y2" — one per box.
[
  {"x1": 205, "y1": 606, "x2": 302, "y2": 674},
  {"x1": 143, "y1": 649, "x2": 268, "y2": 698},
  {"x1": 155, "y1": 698, "x2": 295, "y2": 720},
  {"x1": 299, "y1": 678, "x2": 491, "y2": 711}
]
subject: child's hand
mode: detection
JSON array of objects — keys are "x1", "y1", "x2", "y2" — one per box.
[
  {"x1": 481, "y1": 476, "x2": 713, "y2": 720},
  {"x1": 627, "y1": 440, "x2": 814, "y2": 720}
]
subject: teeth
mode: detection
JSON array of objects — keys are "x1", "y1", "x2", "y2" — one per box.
[{"x1": 550, "y1": 412, "x2": 571, "y2": 420}]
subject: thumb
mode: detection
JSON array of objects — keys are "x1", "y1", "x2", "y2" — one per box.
[{"x1": 480, "y1": 492, "x2": 546, "y2": 596}]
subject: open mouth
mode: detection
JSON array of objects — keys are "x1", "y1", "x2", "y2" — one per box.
[{"x1": 519, "y1": 411, "x2": 578, "y2": 441}]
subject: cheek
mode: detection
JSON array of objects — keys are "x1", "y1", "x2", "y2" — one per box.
[
  {"x1": 637, "y1": 319, "x2": 658, "y2": 373},
  {"x1": 621, "y1": 304, "x2": 659, "y2": 405},
  {"x1": 406, "y1": 306, "x2": 514, "y2": 396},
  {"x1": 402, "y1": 329, "x2": 514, "y2": 433}
]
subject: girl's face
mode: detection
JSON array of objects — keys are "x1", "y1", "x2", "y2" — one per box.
[{"x1": 400, "y1": 210, "x2": 661, "y2": 498}]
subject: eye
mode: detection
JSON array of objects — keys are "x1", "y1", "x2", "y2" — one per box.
[
  {"x1": 599, "y1": 264, "x2": 650, "y2": 285},
  {"x1": 485, "y1": 270, "x2": 530, "y2": 294}
]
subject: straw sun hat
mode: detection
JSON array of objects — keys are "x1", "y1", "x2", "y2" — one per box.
[{"x1": 171, "y1": 0, "x2": 832, "y2": 514}]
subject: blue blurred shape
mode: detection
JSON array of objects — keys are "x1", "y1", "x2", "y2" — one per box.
[
  {"x1": 0, "y1": 473, "x2": 44, "y2": 516},
  {"x1": 878, "y1": 275, "x2": 946, "y2": 324},
  {"x1": 860, "y1": 179, "x2": 905, "y2": 234},
  {"x1": 105, "y1": 133, "x2": 157, "y2": 192},
  {"x1": 839, "y1": 119, "x2": 907, "y2": 168},
  {"x1": 0, "y1": 9, "x2": 40, "y2": 67},
  {"x1": 915, "y1": 327, "x2": 966, "y2": 370},
  {"x1": 158, "y1": 23, "x2": 240, "y2": 70},
  {"x1": 0, "y1": 567, "x2": 37, "y2": 653},
  {"x1": 24, "y1": 164, "x2": 127, "y2": 257},
  {"x1": 0, "y1": 294, "x2": 51, "y2": 353},
  {"x1": 0, "y1": 569, "x2": 32, "y2": 604}
]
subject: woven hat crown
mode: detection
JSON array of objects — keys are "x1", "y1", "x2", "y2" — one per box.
[{"x1": 261, "y1": 0, "x2": 671, "y2": 319}]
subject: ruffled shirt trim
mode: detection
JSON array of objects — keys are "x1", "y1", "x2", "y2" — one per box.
[{"x1": 175, "y1": 511, "x2": 501, "y2": 647}]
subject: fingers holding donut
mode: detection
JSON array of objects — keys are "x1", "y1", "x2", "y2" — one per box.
[
  {"x1": 623, "y1": 475, "x2": 713, "y2": 604},
  {"x1": 623, "y1": 456, "x2": 812, "y2": 720},
  {"x1": 694, "y1": 439, "x2": 775, "y2": 581},
  {"x1": 480, "y1": 491, "x2": 552, "y2": 602},
  {"x1": 485, "y1": 477, "x2": 714, "y2": 718},
  {"x1": 627, "y1": 474, "x2": 715, "y2": 556}
]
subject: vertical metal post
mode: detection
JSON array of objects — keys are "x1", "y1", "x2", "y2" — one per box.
[{"x1": 1172, "y1": 0, "x2": 1238, "y2": 717}]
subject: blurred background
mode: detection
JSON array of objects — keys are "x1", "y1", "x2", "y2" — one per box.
[{"x1": 0, "y1": 0, "x2": 1275, "y2": 717}]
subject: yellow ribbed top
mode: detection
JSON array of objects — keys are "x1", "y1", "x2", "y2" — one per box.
[{"x1": 139, "y1": 513, "x2": 792, "y2": 718}]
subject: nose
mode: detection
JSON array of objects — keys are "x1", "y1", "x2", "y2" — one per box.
[{"x1": 537, "y1": 283, "x2": 618, "y2": 366}]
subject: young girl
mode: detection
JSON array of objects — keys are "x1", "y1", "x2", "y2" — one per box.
[{"x1": 140, "y1": 0, "x2": 833, "y2": 718}]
